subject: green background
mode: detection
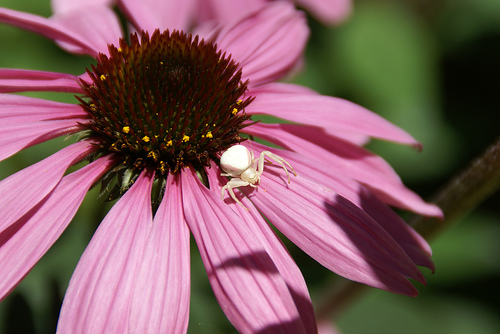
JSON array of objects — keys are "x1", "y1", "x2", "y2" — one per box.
[{"x1": 0, "y1": 0, "x2": 499, "y2": 333}]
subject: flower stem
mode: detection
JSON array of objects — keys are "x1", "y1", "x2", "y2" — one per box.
[
  {"x1": 409, "y1": 135, "x2": 500, "y2": 239},
  {"x1": 315, "y1": 278, "x2": 367, "y2": 321},
  {"x1": 315, "y1": 135, "x2": 500, "y2": 321}
]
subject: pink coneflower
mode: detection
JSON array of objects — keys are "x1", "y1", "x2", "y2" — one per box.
[{"x1": 0, "y1": 1, "x2": 441, "y2": 333}]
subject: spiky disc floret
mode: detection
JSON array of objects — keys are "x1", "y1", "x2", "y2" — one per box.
[{"x1": 79, "y1": 29, "x2": 252, "y2": 178}]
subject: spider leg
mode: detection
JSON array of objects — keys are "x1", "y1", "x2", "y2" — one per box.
[
  {"x1": 258, "y1": 151, "x2": 297, "y2": 183},
  {"x1": 221, "y1": 178, "x2": 251, "y2": 209}
]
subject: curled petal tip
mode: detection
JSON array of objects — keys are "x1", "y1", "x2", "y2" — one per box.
[{"x1": 423, "y1": 204, "x2": 445, "y2": 220}]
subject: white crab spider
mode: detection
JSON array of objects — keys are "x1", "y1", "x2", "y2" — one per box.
[{"x1": 220, "y1": 144, "x2": 296, "y2": 207}]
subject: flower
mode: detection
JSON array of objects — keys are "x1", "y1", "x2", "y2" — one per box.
[{"x1": 0, "y1": 1, "x2": 442, "y2": 333}]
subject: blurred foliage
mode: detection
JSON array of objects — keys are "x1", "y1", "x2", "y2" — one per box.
[{"x1": 0, "y1": 0, "x2": 499, "y2": 333}]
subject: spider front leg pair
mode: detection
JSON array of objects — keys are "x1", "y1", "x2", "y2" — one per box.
[{"x1": 219, "y1": 144, "x2": 297, "y2": 208}]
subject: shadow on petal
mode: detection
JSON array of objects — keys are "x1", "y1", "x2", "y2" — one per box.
[
  {"x1": 214, "y1": 252, "x2": 314, "y2": 334},
  {"x1": 0, "y1": 196, "x2": 48, "y2": 248},
  {"x1": 324, "y1": 194, "x2": 424, "y2": 296}
]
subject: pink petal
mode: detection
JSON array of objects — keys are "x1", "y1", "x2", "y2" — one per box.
[
  {"x1": 181, "y1": 168, "x2": 309, "y2": 333},
  {"x1": 196, "y1": 0, "x2": 267, "y2": 24},
  {"x1": 49, "y1": 5, "x2": 123, "y2": 55},
  {"x1": 243, "y1": 123, "x2": 443, "y2": 217},
  {"x1": 206, "y1": 163, "x2": 317, "y2": 333},
  {"x1": 51, "y1": 0, "x2": 115, "y2": 14},
  {"x1": 0, "y1": 119, "x2": 86, "y2": 162},
  {"x1": 129, "y1": 173, "x2": 191, "y2": 333},
  {"x1": 0, "y1": 7, "x2": 99, "y2": 57},
  {"x1": 323, "y1": 128, "x2": 371, "y2": 146},
  {"x1": 0, "y1": 94, "x2": 88, "y2": 161},
  {"x1": 0, "y1": 140, "x2": 98, "y2": 234},
  {"x1": 215, "y1": 1, "x2": 309, "y2": 87},
  {"x1": 317, "y1": 321, "x2": 343, "y2": 334},
  {"x1": 0, "y1": 94, "x2": 87, "y2": 119},
  {"x1": 119, "y1": 0, "x2": 196, "y2": 32},
  {"x1": 0, "y1": 156, "x2": 115, "y2": 301},
  {"x1": 294, "y1": 0, "x2": 352, "y2": 24},
  {"x1": 57, "y1": 170, "x2": 154, "y2": 333},
  {"x1": 0, "y1": 69, "x2": 83, "y2": 93},
  {"x1": 359, "y1": 191, "x2": 434, "y2": 271},
  {"x1": 229, "y1": 149, "x2": 425, "y2": 295},
  {"x1": 241, "y1": 141, "x2": 434, "y2": 270},
  {"x1": 246, "y1": 91, "x2": 421, "y2": 146},
  {"x1": 246, "y1": 83, "x2": 369, "y2": 145}
]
